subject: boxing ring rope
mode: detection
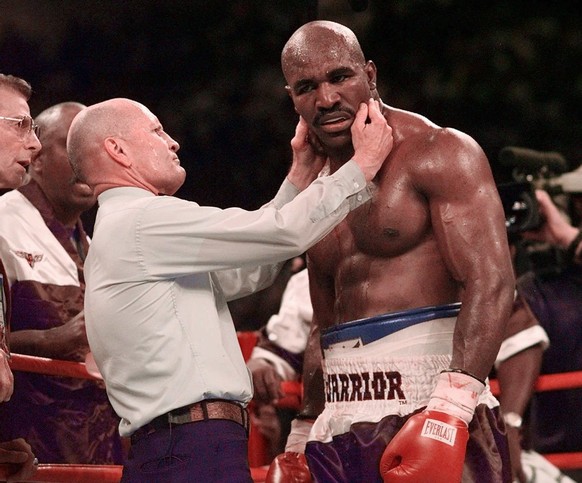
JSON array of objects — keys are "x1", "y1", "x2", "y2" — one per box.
[
  {"x1": 9, "y1": 353, "x2": 100, "y2": 380},
  {"x1": 489, "y1": 372, "x2": 582, "y2": 470},
  {"x1": 3, "y1": 335, "x2": 582, "y2": 481},
  {"x1": 489, "y1": 371, "x2": 582, "y2": 395},
  {"x1": 5, "y1": 351, "x2": 269, "y2": 483},
  {"x1": 2, "y1": 353, "x2": 119, "y2": 482},
  {"x1": 0, "y1": 464, "x2": 122, "y2": 483}
]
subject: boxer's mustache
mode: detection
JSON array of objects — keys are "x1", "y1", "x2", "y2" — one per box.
[{"x1": 314, "y1": 105, "x2": 356, "y2": 126}]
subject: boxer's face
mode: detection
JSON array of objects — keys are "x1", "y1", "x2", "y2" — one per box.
[{"x1": 284, "y1": 43, "x2": 376, "y2": 153}]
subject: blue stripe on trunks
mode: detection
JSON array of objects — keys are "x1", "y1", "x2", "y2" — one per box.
[{"x1": 321, "y1": 302, "x2": 461, "y2": 349}]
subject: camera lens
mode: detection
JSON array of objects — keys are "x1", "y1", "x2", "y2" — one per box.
[{"x1": 497, "y1": 181, "x2": 541, "y2": 234}]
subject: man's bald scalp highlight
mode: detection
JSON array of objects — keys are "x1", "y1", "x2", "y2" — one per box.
[
  {"x1": 281, "y1": 20, "x2": 366, "y2": 77},
  {"x1": 67, "y1": 98, "x2": 143, "y2": 182}
]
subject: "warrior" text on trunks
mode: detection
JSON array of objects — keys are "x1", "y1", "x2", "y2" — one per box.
[{"x1": 325, "y1": 371, "x2": 406, "y2": 403}]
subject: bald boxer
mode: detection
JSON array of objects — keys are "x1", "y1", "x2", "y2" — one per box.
[{"x1": 266, "y1": 20, "x2": 515, "y2": 483}]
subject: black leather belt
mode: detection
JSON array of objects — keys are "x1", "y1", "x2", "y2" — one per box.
[{"x1": 130, "y1": 399, "x2": 249, "y2": 444}]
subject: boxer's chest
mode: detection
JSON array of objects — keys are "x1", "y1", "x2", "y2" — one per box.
[{"x1": 310, "y1": 180, "x2": 430, "y2": 270}]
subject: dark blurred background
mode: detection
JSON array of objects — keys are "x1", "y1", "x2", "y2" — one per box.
[
  {"x1": 2, "y1": 0, "x2": 581, "y2": 210},
  {"x1": 2, "y1": 0, "x2": 581, "y2": 328},
  {"x1": 2, "y1": 0, "x2": 581, "y2": 208}
]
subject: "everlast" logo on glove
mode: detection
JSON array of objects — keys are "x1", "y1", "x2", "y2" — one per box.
[{"x1": 420, "y1": 418, "x2": 457, "y2": 446}]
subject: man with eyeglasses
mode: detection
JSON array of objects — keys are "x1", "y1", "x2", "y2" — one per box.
[
  {"x1": 0, "y1": 101, "x2": 125, "y2": 466},
  {"x1": 0, "y1": 116, "x2": 40, "y2": 139},
  {"x1": 0, "y1": 73, "x2": 41, "y2": 482}
]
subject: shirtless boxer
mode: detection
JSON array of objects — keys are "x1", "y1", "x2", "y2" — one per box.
[{"x1": 265, "y1": 21, "x2": 515, "y2": 482}]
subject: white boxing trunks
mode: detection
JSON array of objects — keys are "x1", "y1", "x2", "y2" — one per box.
[{"x1": 310, "y1": 303, "x2": 499, "y2": 444}]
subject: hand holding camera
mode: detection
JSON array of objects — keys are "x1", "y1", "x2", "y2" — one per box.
[
  {"x1": 498, "y1": 146, "x2": 582, "y2": 234},
  {"x1": 521, "y1": 189, "x2": 579, "y2": 248},
  {"x1": 497, "y1": 146, "x2": 582, "y2": 272}
]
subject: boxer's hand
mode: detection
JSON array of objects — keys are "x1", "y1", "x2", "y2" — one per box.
[
  {"x1": 351, "y1": 99, "x2": 393, "y2": 182},
  {"x1": 380, "y1": 370, "x2": 484, "y2": 482},
  {"x1": 379, "y1": 410, "x2": 468, "y2": 482},
  {"x1": 266, "y1": 452, "x2": 313, "y2": 483},
  {"x1": 252, "y1": 404, "x2": 281, "y2": 448}
]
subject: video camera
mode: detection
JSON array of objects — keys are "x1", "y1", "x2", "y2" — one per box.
[
  {"x1": 497, "y1": 146, "x2": 582, "y2": 276},
  {"x1": 497, "y1": 146, "x2": 582, "y2": 235}
]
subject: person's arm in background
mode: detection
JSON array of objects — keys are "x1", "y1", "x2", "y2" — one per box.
[
  {"x1": 9, "y1": 311, "x2": 89, "y2": 362},
  {"x1": 264, "y1": 315, "x2": 320, "y2": 483},
  {"x1": 0, "y1": 437, "x2": 37, "y2": 482},
  {"x1": 0, "y1": 350, "x2": 11, "y2": 403},
  {"x1": 523, "y1": 190, "x2": 582, "y2": 263},
  {"x1": 495, "y1": 294, "x2": 547, "y2": 483},
  {"x1": 248, "y1": 267, "x2": 311, "y2": 404},
  {"x1": 0, "y1": 261, "x2": 13, "y2": 402},
  {"x1": 263, "y1": 219, "x2": 340, "y2": 483}
]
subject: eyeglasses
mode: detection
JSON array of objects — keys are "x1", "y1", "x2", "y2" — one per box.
[{"x1": 0, "y1": 115, "x2": 40, "y2": 139}]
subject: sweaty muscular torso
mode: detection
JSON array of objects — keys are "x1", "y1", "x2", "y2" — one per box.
[{"x1": 307, "y1": 109, "x2": 462, "y2": 330}]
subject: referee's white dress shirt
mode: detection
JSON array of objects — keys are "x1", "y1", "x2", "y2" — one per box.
[{"x1": 84, "y1": 160, "x2": 370, "y2": 436}]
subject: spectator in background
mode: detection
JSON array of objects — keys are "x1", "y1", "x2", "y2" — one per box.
[
  {"x1": 0, "y1": 72, "x2": 40, "y2": 482},
  {"x1": 246, "y1": 259, "x2": 308, "y2": 461},
  {"x1": 0, "y1": 101, "x2": 124, "y2": 465},
  {"x1": 248, "y1": 267, "x2": 310, "y2": 404},
  {"x1": 496, "y1": 188, "x2": 582, "y2": 482}
]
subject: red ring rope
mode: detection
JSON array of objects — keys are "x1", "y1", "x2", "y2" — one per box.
[
  {"x1": 0, "y1": 464, "x2": 122, "y2": 482},
  {"x1": 489, "y1": 370, "x2": 582, "y2": 395},
  {"x1": 6, "y1": 339, "x2": 582, "y2": 478},
  {"x1": 9, "y1": 353, "x2": 100, "y2": 380},
  {"x1": 0, "y1": 464, "x2": 270, "y2": 482}
]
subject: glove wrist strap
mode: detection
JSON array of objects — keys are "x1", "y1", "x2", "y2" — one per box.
[
  {"x1": 441, "y1": 367, "x2": 485, "y2": 385},
  {"x1": 426, "y1": 371, "x2": 485, "y2": 425},
  {"x1": 285, "y1": 418, "x2": 314, "y2": 453}
]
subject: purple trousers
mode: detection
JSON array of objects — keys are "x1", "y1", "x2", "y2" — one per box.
[{"x1": 122, "y1": 419, "x2": 252, "y2": 483}]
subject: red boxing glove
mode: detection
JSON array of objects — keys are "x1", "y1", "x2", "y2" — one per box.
[
  {"x1": 379, "y1": 409, "x2": 469, "y2": 482},
  {"x1": 265, "y1": 452, "x2": 313, "y2": 483},
  {"x1": 379, "y1": 370, "x2": 485, "y2": 483}
]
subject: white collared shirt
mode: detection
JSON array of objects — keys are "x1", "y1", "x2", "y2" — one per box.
[{"x1": 85, "y1": 160, "x2": 370, "y2": 436}]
